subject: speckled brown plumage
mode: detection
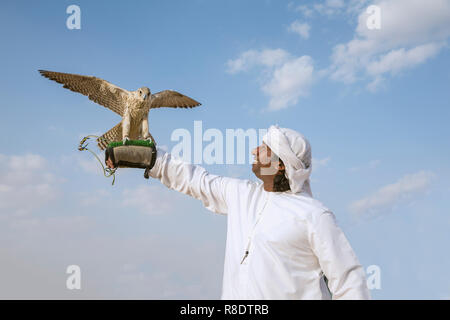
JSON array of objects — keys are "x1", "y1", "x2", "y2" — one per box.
[{"x1": 39, "y1": 70, "x2": 201, "y2": 150}]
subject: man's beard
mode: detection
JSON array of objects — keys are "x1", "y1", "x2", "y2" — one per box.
[{"x1": 252, "y1": 160, "x2": 273, "y2": 180}]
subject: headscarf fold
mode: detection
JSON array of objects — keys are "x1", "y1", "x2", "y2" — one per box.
[{"x1": 262, "y1": 125, "x2": 313, "y2": 196}]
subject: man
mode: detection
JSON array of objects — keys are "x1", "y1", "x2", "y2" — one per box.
[{"x1": 106, "y1": 125, "x2": 371, "y2": 299}]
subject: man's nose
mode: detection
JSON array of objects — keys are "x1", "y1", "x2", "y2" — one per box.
[{"x1": 251, "y1": 147, "x2": 258, "y2": 156}]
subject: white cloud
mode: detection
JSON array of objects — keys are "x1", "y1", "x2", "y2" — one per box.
[
  {"x1": 366, "y1": 43, "x2": 444, "y2": 77},
  {"x1": 329, "y1": 0, "x2": 450, "y2": 89},
  {"x1": 262, "y1": 56, "x2": 314, "y2": 110},
  {"x1": 346, "y1": 0, "x2": 372, "y2": 15},
  {"x1": 312, "y1": 157, "x2": 331, "y2": 170},
  {"x1": 288, "y1": 20, "x2": 311, "y2": 39},
  {"x1": 368, "y1": 159, "x2": 381, "y2": 169},
  {"x1": 311, "y1": 157, "x2": 331, "y2": 182},
  {"x1": 227, "y1": 49, "x2": 314, "y2": 111},
  {"x1": 314, "y1": 0, "x2": 345, "y2": 15},
  {"x1": 366, "y1": 75, "x2": 385, "y2": 92},
  {"x1": 8, "y1": 215, "x2": 94, "y2": 237},
  {"x1": 327, "y1": 0, "x2": 345, "y2": 8},
  {"x1": 0, "y1": 153, "x2": 60, "y2": 216},
  {"x1": 226, "y1": 49, "x2": 291, "y2": 74},
  {"x1": 78, "y1": 155, "x2": 103, "y2": 175},
  {"x1": 122, "y1": 185, "x2": 176, "y2": 215},
  {"x1": 349, "y1": 171, "x2": 435, "y2": 217},
  {"x1": 293, "y1": 4, "x2": 314, "y2": 17},
  {"x1": 291, "y1": 0, "x2": 348, "y2": 17},
  {"x1": 349, "y1": 159, "x2": 381, "y2": 172},
  {"x1": 364, "y1": 42, "x2": 445, "y2": 92},
  {"x1": 79, "y1": 188, "x2": 112, "y2": 207}
]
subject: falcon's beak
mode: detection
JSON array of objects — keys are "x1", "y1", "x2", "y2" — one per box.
[{"x1": 142, "y1": 94, "x2": 147, "y2": 100}]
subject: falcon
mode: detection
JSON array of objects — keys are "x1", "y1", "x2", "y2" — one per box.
[{"x1": 39, "y1": 70, "x2": 201, "y2": 149}]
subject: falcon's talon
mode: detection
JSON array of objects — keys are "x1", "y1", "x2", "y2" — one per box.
[
  {"x1": 122, "y1": 137, "x2": 130, "y2": 145},
  {"x1": 143, "y1": 134, "x2": 156, "y2": 146},
  {"x1": 148, "y1": 138, "x2": 157, "y2": 146}
]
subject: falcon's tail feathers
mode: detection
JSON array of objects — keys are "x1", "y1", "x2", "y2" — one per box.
[{"x1": 97, "y1": 122, "x2": 122, "y2": 150}]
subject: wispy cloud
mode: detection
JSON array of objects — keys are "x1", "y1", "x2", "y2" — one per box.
[
  {"x1": 226, "y1": 49, "x2": 291, "y2": 74},
  {"x1": 289, "y1": 0, "x2": 351, "y2": 17},
  {"x1": 313, "y1": 0, "x2": 345, "y2": 16},
  {"x1": 78, "y1": 188, "x2": 112, "y2": 207},
  {"x1": 78, "y1": 155, "x2": 103, "y2": 175},
  {"x1": 0, "y1": 153, "x2": 61, "y2": 216},
  {"x1": 291, "y1": 4, "x2": 314, "y2": 17},
  {"x1": 312, "y1": 156, "x2": 331, "y2": 171},
  {"x1": 349, "y1": 170, "x2": 435, "y2": 217},
  {"x1": 227, "y1": 49, "x2": 314, "y2": 111},
  {"x1": 288, "y1": 20, "x2": 311, "y2": 39},
  {"x1": 122, "y1": 185, "x2": 177, "y2": 215},
  {"x1": 349, "y1": 159, "x2": 381, "y2": 172}
]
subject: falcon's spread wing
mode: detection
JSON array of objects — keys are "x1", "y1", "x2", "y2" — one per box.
[
  {"x1": 150, "y1": 90, "x2": 201, "y2": 109},
  {"x1": 39, "y1": 70, "x2": 130, "y2": 116}
]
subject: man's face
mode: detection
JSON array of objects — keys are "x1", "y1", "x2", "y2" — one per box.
[{"x1": 251, "y1": 143, "x2": 280, "y2": 179}]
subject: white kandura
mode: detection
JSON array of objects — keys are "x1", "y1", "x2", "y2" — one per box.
[{"x1": 149, "y1": 145, "x2": 370, "y2": 299}]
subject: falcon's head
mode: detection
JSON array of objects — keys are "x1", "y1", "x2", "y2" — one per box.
[{"x1": 138, "y1": 87, "x2": 151, "y2": 100}]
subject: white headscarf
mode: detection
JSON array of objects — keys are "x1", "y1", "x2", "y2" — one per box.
[{"x1": 262, "y1": 125, "x2": 313, "y2": 196}]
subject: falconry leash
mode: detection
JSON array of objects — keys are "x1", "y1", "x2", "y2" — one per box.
[{"x1": 78, "y1": 135, "x2": 117, "y2": 185}]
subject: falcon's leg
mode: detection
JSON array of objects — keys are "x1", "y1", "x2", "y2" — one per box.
[
  {"x1": 141, "y1": 114, "x2": 156, "y2": 145},
  {"x1": 147, "y1": 132, "x2": 156, "y2": 146},
  {"x1": 122, "y1": 107, "x2": 131, "y2": 145}
]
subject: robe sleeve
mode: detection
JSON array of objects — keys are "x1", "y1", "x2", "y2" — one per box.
[
  {"x1": 148, "y1": 147, "x2": 230, "y2": 214},
  {"x1": 310, "y1": 211, "x2": 371, "y2": 300}
]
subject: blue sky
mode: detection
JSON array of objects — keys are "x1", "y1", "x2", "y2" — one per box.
[{"x1": 0, "y1": 0, "x2": 449, "y2": 299}]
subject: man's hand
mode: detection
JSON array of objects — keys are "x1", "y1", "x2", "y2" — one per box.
[{"x1": 106, "y1": 157, "x2": 115, "y2": 169}]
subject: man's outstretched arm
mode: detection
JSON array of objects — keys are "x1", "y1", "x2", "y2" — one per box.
[{"x1": 148, "y1": 147, "x2": 229, "y2": 214}]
